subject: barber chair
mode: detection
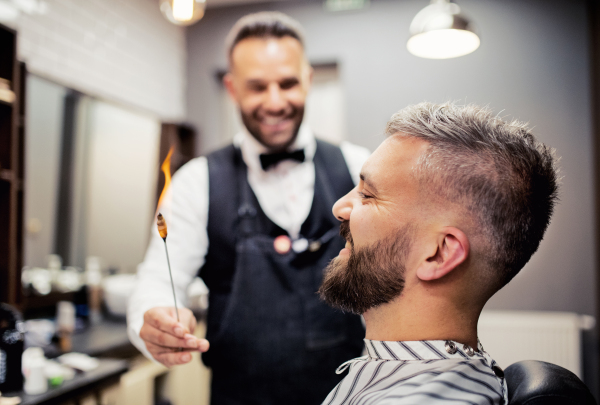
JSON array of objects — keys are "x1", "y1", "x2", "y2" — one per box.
[{"x1": 505, "y1": 360, "x2": 597, "y2": 405}]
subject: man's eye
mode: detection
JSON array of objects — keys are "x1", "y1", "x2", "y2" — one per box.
[
  {"x1": 358, "y1": 191, "x2": 372, "y2": 200},
  {"x1": 280, "y1": 79, "x2": 299, "y2": 90},
  {"x1": 248, "y1": 84, "x2": 266, "y2": 92}
]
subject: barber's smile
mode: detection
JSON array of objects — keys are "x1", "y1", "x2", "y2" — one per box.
[{"x1": 260, "y1": 116, "x2": 293, "y2": 131}]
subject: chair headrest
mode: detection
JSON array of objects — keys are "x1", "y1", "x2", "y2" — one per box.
[{"x1": 505, "y1": 360, "x2": 596, "y2": 405}]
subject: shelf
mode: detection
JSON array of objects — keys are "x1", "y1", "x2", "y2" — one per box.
[
  {"x1": 0, "y1": 22, "x2": 22, "y2": 306},
  {"x1": 0, "y1": 168, "x2": 14, "y2": 181}
]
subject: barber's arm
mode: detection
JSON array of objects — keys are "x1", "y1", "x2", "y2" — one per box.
[{"x1": 127, "y1": 157, "x2": 210, "y2": 366}]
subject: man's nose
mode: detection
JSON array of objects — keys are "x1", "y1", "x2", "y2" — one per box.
[
  {"x1": 332, "y1": 189, "x2": 354, "y2": 222},
  {"x1": 264, "y1": 84, "x2": 287, "y2": 112}
]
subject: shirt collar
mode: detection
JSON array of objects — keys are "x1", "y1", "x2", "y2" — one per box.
[
  {"x1": 233, "y1": 123, "x2": 316, "y2": 173},
  {"x1": 364, "y1": 339, "x2": 486, "y2": 361}
]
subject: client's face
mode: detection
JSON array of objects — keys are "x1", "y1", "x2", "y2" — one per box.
[
  {"x1": 319, "y1": 220, "x2": 413, "y2": 314},
  {"x1": 319, "y1": 136, "x2": 429, "y2": 314}
]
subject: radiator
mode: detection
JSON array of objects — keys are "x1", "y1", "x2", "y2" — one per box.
[{"x1": 478, "y1": 310, "x2": 595, "y2": 378}]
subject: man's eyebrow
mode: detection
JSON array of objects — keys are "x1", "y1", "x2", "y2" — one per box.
[
  {"x1": 360, "y1": 173, "x2": 378, "y2": 193},
  {"x1": 246, "y1": 79, "x2": 265, "y2": 86}
]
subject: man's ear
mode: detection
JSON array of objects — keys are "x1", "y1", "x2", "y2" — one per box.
[
  {"x1": 223, "y1": 72, "x2": 238, "y2": 102},
  {"x1": 416, "y1": 227, "x2": 469, "y2": 281}
]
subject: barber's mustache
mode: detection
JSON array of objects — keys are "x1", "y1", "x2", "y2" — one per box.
[
  {"x1": 253, "y1": 105, "x2": 299, "y2": 120},
  {"x1": 340, "y1": 220, "x2": 353, "y2": 247}
]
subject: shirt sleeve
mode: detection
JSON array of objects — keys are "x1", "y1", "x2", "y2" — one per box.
[
  {"x1": 127, "y1": 157, "x2": 210, "y2": 361},
  {"x1": 339, "y1": 142, "x2": 371, "y2": 186}
]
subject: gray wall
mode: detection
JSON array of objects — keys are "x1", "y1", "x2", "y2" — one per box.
[{"x1": 186, "y1": 0, "x2": 595, "y2": 316}]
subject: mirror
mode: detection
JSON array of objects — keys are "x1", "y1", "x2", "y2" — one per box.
[{"x1": 24, "y1": 74, "x2": 161, "y2": 274}]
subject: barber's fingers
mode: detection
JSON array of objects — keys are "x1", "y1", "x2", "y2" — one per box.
[
  {"x1": 145, "y1": 341, "x2": 196, "y2": 367},
  {"x1": 143, "y1": 307, "x2": 196, "y2": 338},
  {"x1": 178, "y1": 307, "x2": 198, "y2": 335},
  {"x1": 140, "y1": 322, "x2": 190, "y2": 349},
  {"x1": 141, "y1": 324, "x2": 209, "y2": 351},
  {"x1": 145, "y1": 340, "x2": 209, "y2": 367},
  {"x1": 140, "y1": 307, "x2": 209, "y2": 366}
]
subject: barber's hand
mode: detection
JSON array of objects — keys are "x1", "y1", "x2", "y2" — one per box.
[{"x1": 140, "y1": 306, "x2": 210, "y2": 367}]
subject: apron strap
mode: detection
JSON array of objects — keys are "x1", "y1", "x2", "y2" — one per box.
[{"x1": 233, "y1": 146, "x2": 258, "y2": 238}]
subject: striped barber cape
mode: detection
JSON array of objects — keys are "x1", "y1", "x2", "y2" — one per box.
[{"x1": 322, "y1": 339, "x2": 508, "y2": 405}]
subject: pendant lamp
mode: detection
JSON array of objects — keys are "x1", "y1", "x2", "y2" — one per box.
[
  {"x1": 407, "y1": 0, "x2": 480, "y2": 59},
  {"x1": 159, "y1": 0, "x2": 206, "y2": 26}
]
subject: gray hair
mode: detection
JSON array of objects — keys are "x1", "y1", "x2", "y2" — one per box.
[
  {"x1": 385, "y1": 102, "x2": 560, "y2": 288},
  {"x1": 225, "y1": 12, "x2": 305, "y2": 62}
]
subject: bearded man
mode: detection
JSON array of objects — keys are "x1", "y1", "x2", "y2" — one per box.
[
  {"x1": 128, "y1": 11, "x2": 369, "y2": 405},
  {"x1": 319, "y1": 102, "x2": 560, "y2": 405}
]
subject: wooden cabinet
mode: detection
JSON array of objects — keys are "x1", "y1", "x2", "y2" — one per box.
[{"x1": 0, "y1": 23, "x2": 25, "y2": 306}]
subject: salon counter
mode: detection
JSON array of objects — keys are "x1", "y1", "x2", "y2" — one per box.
[
  {"x1": 7, "y1": 317, "x2": 210, "y2": 405},
  {"x1": 41, "y1": 316, "x2": 137, "y2": 360},
  {"x1": 2, "y1": 317, "x2": 134, "y2": 405},
  {"x1": 9, "y1": 358, "x2": 129, "y2": 405}
]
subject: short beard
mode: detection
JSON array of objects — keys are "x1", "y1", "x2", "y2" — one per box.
[
  {"x1": 241, "y1": 106, "x2": 304, "y2": 152},
  {"x1": 318, "y1": 221, "x2": 413, "y2": 315}
]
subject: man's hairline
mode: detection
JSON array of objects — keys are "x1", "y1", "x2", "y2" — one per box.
[{"x1": 227, "y1": 35, "x2": 308, "y2": 71}]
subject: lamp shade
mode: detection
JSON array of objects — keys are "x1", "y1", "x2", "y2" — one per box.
[
  {"x1": 407, "y1": 0, "x2": 480, "y2": 59},
  {"x1": 159, "y1": 0, "x2": 206, "y2": 26}
]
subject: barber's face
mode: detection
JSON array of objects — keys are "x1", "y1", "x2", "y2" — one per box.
[
  {"x1": 224, "y1": 37, "x2": 312, "y2": 152},
  {"x1": 319, "y1": 136, "x2": 430, "y2": 314}
]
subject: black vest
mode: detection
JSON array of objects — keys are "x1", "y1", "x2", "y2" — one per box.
[{"x1": 199, "y1": 140, "x2": 364, "y2": 405}]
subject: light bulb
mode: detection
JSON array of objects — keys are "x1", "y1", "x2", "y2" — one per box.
[
  {"x1": 407, "y1": 29, "x2": 480, "y2": 59},
  {"x1": 407, "y1": 0, "x2": 480, "y2": 59},
  {"x1": 159, "y1": 0, "x2": 206, "y2": 26}
]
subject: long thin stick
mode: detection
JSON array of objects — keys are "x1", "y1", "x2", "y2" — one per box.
[{"x1": 162, "y1": 239, "x2": 180, "y2": 322}]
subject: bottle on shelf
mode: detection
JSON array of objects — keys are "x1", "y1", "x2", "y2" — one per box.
[{"x1": 0, "y1": 303, "x2": 24, "y2": 392}]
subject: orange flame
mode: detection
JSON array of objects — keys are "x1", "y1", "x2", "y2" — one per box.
[{"x1": 156, "y1": 146, "x2": 175, "y2": 215}]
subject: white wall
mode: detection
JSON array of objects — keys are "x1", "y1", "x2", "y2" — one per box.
[{"x1": 7, "y1": 0, "x2": 186, "y2": 120}]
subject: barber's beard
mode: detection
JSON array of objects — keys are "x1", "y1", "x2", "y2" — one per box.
[
  {"x1": 319, "y1": 221, "x2": 413, "y2": 315},
  {"x1": 241, "y1": 106, "x2": 304, "y2": 152}
]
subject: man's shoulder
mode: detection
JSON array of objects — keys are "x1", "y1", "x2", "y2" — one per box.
[
  {"x1": 378, "y1": 358, "x2": 503, "y2": 404},
  {"x1": 204, "y1": 143, "x2": 237, "y2": 160},
  {"x1": 334, "y1": 141, "x2": 370, "y2": 185},
  {"x1": 333, "y1": 358, "x2": 503, "y2": 405},
  {"x1": 171, "y1": 155, "x2": 208, "y2": 186}
]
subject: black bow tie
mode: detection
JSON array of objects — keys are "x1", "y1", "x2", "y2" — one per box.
[{"x1": 259, "y1": 149, "x2": 305, "y2": 170}]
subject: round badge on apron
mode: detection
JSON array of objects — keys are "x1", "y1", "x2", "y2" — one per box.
[{"x1": 274, "y1": 235, "x2": 292, "y2": 254}]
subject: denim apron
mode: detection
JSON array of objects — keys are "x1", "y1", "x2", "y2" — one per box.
[{"x1": 201, "y1": 141, "x2": 364, "y2": 404}]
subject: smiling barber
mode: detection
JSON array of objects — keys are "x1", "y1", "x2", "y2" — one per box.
[{"x1": 127, "y1": 12, "x2": 369, "y2": 405}]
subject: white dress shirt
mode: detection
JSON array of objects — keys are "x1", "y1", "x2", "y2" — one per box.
[
  {"x1": 323, "y1": 339, "x2": 508, "y2": 405},
  {"x1": 127, "y1": 125, "x2": 370, "y2": 361}
]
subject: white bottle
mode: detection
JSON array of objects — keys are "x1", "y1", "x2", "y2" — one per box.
[{"x1": 22, "y1": 347, "x2": 47, "y2": 395}]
